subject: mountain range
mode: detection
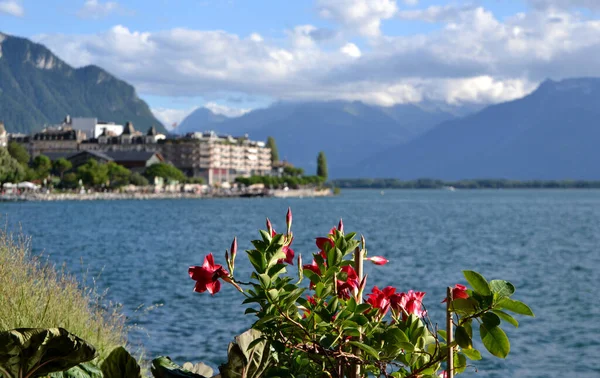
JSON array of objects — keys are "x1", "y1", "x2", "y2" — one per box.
[
  {"x1": 0, "y1": 32, "x2": 165, "y2": 134},
  {"x1": 177, "y1": 78, "x2": 600, "y2": 180},
  {"x1": 176, "y1": 101, "x2": 463, "y2": 175}
]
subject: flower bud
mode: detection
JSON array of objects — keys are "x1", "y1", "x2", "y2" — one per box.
[
  {"x1": 266, "y1": 218, "x2": 274, "y2": 237},
  {"x1": 366, "y1": 256, "x2": 389, "y2": 266},
  {"x1": 337, "y1": 219, "x2": 344, "y2": 233},
  {"x1": 286, "y1": 207, "x2": 293, "y2": 232},
  {"x1": 231, "y1": 237, "x2": 237, "y2": 259}
]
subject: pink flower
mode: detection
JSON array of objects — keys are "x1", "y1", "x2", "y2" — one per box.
[
  {"x1": 337, "y1": 266, "x2": 359, "y2": 299},
  {"x1": 337, "y1": 219, "x2": 344, "y2": 233},
  {"x1": 439, "y1": 371, "x2": 448, "y2": 378},
  {"x1": 366, "y1": 256, "x2": 389, "y2": 266},
  {"x1": 189, "y1": 253, "x2": 229, "y2": 295},
  {"x1": 366, "y1": 286, "x2": 397, "y2": 316},
  {"x1": 442, "y1": 284, "x2": 469, "y2": 303},
  {"x1": 391, "y1": 290, "x2": 426, "y2": 320}
]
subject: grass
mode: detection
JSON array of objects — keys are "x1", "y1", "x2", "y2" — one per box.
[{"x1": 0, "y1": 228, "x2": 128, "y2": 361}]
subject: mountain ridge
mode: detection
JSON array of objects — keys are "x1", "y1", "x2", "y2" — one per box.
[{"x1": 0, "y1": 32, "x2": 165, "y2": 134}]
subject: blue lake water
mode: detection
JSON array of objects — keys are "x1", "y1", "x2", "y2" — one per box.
[{"x1": 1, "y1": 190, "x2": 599, "y2": 377}]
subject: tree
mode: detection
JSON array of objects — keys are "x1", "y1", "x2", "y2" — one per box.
[
  {"x1": 144, "y1": 163, "x2": 186, "y2": 183},
  {"x1": 0, "y1": 147, "x2": 25, "y2": 186},
  {"x1": 317, "y1": 151, "x2": 328, "y2": 181},
  {"x1": 53, "y1": 158, "x2": 72, "y2": 180},
  {"x1": 106, "y1": 162, "x2": 131, "y2": 188},
  {"x1": 129, "y1": 172, "x2": 149, "y2": 186},
  {"x1": 32, "y1": 155, "x2": 52, "y2": 180},
  {"x1": 77, "y1": 159, "x2": 109, "y2": 187},
  {"x1": 266, "y1": 136, "x2": 279, "y2": 164},
  {"x1": 7, "y1": 142, "x2": 30, "y2": 166}
]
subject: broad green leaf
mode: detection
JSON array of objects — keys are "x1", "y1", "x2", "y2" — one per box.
[
  {"x1": 461, "y1": 348, "x2": 482, "y2": 361},
  {"x1": 0, "y1": 328, "x2": 97, "y2": 378},
  {"x1": 219, "y1": 329, "x2": 272, "y2": 378},
  {"x1": 489, "y1": 280, "x2": 515, "y2": 298},
  {"x1": 450, "y1": 298, "x2": 479, "y2": 314},
  {"x1": 383, "y1": 328, "x2": 413, "y2": 356},
  {"x1": 48, "y1": 362, "x2": 103, "y2": 378},
  {"x1": 492, "y1": 310, "x2": 519, "y2": 328},
  {"x1": 348, "y1": 341, "x2": 380, "y2": 360},
  {"x1": 482, "y1": 312, "x2": 501, "y2": 328},
  {"x1": 151, "y1": 357, "x2": 205, "y2": 377},
  {"x1": 454, "y1": 352, "x2": 467, "y2": 374},
  {"x1": 258, "y1": 273, "x2": 271, "y2": 288},
  {"x1": 479, "y1": 324, "x2": 510, "y2": 358},
  {"x1": 463, "y1": 271, "x2": 491, "y2": 296},
  {"x1": 437, "y1": 330, "x2": 447, "y2": 341},
  {"x1": 100, "y1": 346, "x2": 142, "y2": 378},
  {"x1": 496, "y1": 298, "x2": 535, "y2": 317},
  {"x1": 455, "y1": 326, "x2": 472, "y2": 349}
]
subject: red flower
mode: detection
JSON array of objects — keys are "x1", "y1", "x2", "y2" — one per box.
[
  {"x1": 303, "y1": 259, "x2": 322, "y2": 276},
  {"x1": 442, "y1": 284, "x2": 469, "y2": 303},
  {"x1": 277, "y1": 236, "x2": 295, "y2": 265},
  {"x1": 366, "y1": 256, "x2": 389, "y2": 266},
  {"x1": 189, "y1": 253, "x2": 229, "y2": 295},
  {"x1": 366, "y1": 286, "x2": 397, "y2": 316},
  {"x1": 337, "y1": 266, "x2": 359, "y2": 299},
  {"x1": 316, "y1": 237, "x2": 334, "y2": 251},
  {"x1": 391, "y1": 290, "x2": 426, "y2": 320}
]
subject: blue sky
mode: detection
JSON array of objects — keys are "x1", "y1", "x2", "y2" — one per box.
[{"x1": 2, "y1": 0, "x2": 600, "y2": 127}]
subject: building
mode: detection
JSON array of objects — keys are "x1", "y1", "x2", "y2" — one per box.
[
  {"x1": 159, "y1": 131, "x2": 271, "y2": 184},
  {"x1": 0, "y1": 122, "x2": 7, "y2": 148},
  {"x1": 10, "y1": 125, "x2": 87, "y2": 158},
  {"x1": 67, "y1": 115, "x2": 124, "y2": 139},
  {"x1": 66, "y1": 150, "x2": 164, "y2": 173}
]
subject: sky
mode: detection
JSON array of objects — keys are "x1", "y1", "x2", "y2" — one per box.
[{"x1": 2, "y1": 0, "x2": 600, "y2": 127}]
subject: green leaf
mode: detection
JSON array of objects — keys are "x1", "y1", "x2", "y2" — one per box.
[
  {"x1": 219, "y1": 329, "x2": 272, "y2": 378},
  {"x1": 463, "y1": 270, "x2": 491, "y2": 296},
  {"x1": 482, "y1": 312, "x2": 501, "y2": 328},
  {"x1": 247, "y1": 249, "x2": 266, "y2": 273},
  {"x1": 450, "y1": 298, "x2": 479, "y2": 314},
  {"x1": 151, "y1": 356, "x2": 205, "y2": 377},
  {"x1": 437, "y1": 330, "x2": 447, "y2": 341},
  {"x1": 383, "y1": 328, "x2": 413, "y2": 356},
  {"x1": 461, "y1": 348, "x2": 482, "y2": 361},
  {"x1": 496, "y1": 298, "x2": 535, "y2": 317},
  {"x1": 258, "y1": 273, "x2": 271, "y2": 289},
  {"x1": 48, "y1": 362, "x2": 103, "y2": 378},
  {"x1": 101, "y1": 346, "x2": 142, "y2": 378},
  {"x1": 454, "y1": 352, "x2": 467, "y2": 374},
  {"x1": 492, "y1": 310, "x2": 519, "y2": 328},
  {"x1": 479, "y1": 324, "x2": 510, "y2": 358},
  {"x1": 348, "y1": 341, "x2": 380, "y2": 360},
  {"x1": 0, "y1": 328, "x2": 97, "y2": 378},
  {"x1": 489, "y1": 280, "x2": 515, "y2": 298},
  {"x1": 455, "y1": 326, "x2": 472, "y2": 349}
]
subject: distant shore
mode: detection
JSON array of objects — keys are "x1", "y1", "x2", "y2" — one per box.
[
  {"x1": 0, "y1": 188, "x2": 332, "y2": 202},
  {"x1": 331, "y1": 178, "x2": 600, "y2": 189}
]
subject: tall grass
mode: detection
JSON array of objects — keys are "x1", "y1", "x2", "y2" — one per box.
[{"x1": 0, "y1": 229, "x2": 128, "y2": 361}]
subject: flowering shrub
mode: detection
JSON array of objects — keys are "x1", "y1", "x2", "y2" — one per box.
[{"x1": 189, "y1": 209, "x2": 534, "y2": 377}]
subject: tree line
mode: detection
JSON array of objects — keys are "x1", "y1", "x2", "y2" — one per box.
[{"x1": 331, "y1": 178, "x2": 600, "y2": 189}]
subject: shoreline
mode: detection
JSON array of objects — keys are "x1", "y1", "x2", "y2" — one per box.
[{"x1": 0, "y1": 188, "x2": 332, "y2": 202}]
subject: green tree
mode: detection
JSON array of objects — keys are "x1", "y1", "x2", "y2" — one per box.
[
  {"x1": 106, "y1": 162, "x2": 131, "y2": 188},
  {"x1": 77, "y1": 159, "x2": 109, "y2": 187},
  {"x1": 129, "y1": 172, "x2": 149, "y2": 186},
  {"x1": 61, "y1": 172, "x2": 79, "y2": 189},
  {"x1": 144, "y1": 163, "x2": 186, "y2": 183},
  {"x1": 32, "y1": 155, "x2": 52, "y2": 179},
  {"x1": 317, "y1": 151, "x2": 328, "y2": 181},
  {"x1": 266, "y1": 136, "x2": 279, "y2": 164},
  {"x1": 7, "y1": 142, "x2": 30, "y2": 166},
  {"x1": 0, "y1": 147, "x2": 25, "y2": 186},
  {"x1": 53, "y1": 158, "x2": 72, "y2": 180}
]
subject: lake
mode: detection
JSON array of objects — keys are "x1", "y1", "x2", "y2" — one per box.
[{"x1": 1, "y1": 190, "x2": 599, "y2": 377}]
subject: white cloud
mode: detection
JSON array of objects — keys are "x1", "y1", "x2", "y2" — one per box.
[
  {"x1": 32, "y1": 3, "x2": 600, "y2": 109},
  {"x1": 205, "y1": 102, "x2": 252, "y2": 117},
  {"x1": 249, "y1": 33, "x2": 263, "y2": 42},
  {"x1": 316, "y1": 0, "x2": 398, "y2": 37},
  {"x1": 77, "y1": 0, "x2": 121, "y2": 19},
  {"x1": 152, "y1": 107, "x2": 198, "y2": 129},
  {"x1": 0, "y1": 0, "x2": 23, "y2": 17},
  {"x1": 340, "y1": 42, "x2": 362, "y2": 58},
  {"x1": 528, "y1": 0, "x2": 600, "y2": 10}
]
